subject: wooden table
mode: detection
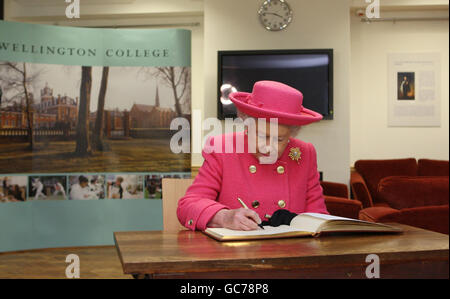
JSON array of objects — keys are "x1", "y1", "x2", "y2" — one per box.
[
  {"x1": 114, "y1": 224, "x2": 449, "y2": 279},
  {"x1": 0, "y1": 246, "x2": 130, "y2": 279}
]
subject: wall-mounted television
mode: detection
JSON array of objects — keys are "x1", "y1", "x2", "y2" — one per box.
[{"x1": 217, "y1": 49, "x2": 333, "y2": 120}]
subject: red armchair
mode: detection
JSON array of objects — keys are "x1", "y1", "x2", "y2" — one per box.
[
  {"x1": 351, "y1": 158, "x2": 418, "y2": 208},
  {"x1": 320, "y1": 181, "x2": 362, "y2": 219},
  {"x1": 351, "y1": 158, "x2": 449, "y2": 234}
]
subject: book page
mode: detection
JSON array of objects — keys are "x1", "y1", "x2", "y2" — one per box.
[
  {"x1": 299, "y1": 213, "x2": 402, "y2": 233},
  {"x1": 301, "y1": 213, "x2": 385, "y2": 225},
  {"x1": 300, "y1": 213, "x2": 354, "y2": 221},
  {"x1": 206, "y1": 225, "x2": 299, "y2": 237},
  {"x1": 289, "y1": 214, "x2": 325, "y2": 233}
]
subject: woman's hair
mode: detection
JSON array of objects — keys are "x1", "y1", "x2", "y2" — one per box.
[{"x1": 237, "y1": 110, "x2": 301, "y2": 136}]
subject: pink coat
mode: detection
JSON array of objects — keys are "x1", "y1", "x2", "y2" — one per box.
[{"x1": 177, "y1": 132, "x2": 328, "y2": 231}]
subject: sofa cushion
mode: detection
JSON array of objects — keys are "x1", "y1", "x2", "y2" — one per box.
[
  {"x1": 378, "y1": 176, "x2": 449, "y2": 210},
  {"x1": 354, "y1": 158, "x2": 418, "y2": 204},
  {"x1": 359, "y1": 205, "x2": 449, "y2": 235},
  {"x1": 418, "y1": 159, "x2": 449, "y2": 176}
]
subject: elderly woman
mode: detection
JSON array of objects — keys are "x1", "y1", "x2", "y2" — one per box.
[{"x1": 177, "y1": 81, "x2": 328, "y2": 231}]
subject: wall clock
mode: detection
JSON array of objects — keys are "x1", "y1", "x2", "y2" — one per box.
[{"x1": 258, "y1": 0, "x2": 293, "y2": 31}]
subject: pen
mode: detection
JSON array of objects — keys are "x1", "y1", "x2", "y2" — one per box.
[{"x1": 237, "y1": 197, "x2": 264, "y2": 230}]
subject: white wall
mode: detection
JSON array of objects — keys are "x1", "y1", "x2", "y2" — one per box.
[
  {"x1": 350, "y1": 12, "x2": 449, "y2": 164},
  {"x1": 202, "y1": 0, "x2": 352, "y2": 184}
]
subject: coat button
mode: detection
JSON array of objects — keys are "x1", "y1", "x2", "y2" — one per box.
[
  {"x1": 278, "y1": 200, "x2": 286, "y2": 208},
  {"x1": 188, "y1": 219, "x2": 193, "y2": 226},
  {"x1": 251, "y1": 200, "x2": 260, "y2": 208},
  {"x1": 277, "y1": 166, "x2": 285, "y2": 174},
  {"x1": 249, "y1": 165, "x2": 257, "y2": 173}
]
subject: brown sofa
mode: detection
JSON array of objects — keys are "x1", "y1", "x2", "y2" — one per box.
[
  {"x1": 320, "y1": 181, "x2": 362, "y2": 219},
  {"x1": 351, "y1": 158, "x2": 449, "y2": 234}
]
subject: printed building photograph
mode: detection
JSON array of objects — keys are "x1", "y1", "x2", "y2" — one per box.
[{"x1": 0, "y1": 62, "x2": 191, "y2": 174}]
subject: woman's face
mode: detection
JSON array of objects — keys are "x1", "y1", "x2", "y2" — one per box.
[{"x1": 253, "y1": 120, "x2": 292, "y2": 162}]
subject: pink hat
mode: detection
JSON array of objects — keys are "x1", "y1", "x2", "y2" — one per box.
[{"x1": 229, "y1": 80, "x2": 323, "y2": 126}]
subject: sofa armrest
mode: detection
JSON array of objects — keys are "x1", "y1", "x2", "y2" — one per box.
[
  {"x1": 359, "y1": 205, "x2": 449, "y2": 235},
  {"x1": 324, "y1": 196, "x2": 362, "y2": 219},
  {"x1": 320, "y1": 181, "x2": 349, "y2": 198},
  {"x1": 350, "y1": 171, "x2": 373, "y2": 208},
  {"x1": 359, "y1": 206, "x2": 400, "y2": 222}
]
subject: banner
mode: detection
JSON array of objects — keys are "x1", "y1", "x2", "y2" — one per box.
[{"x1": 0, "y1": 21, "x2": 191, "y2": 252}]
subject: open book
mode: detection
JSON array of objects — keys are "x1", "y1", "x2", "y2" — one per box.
[{"x1": 204, "y1": 213, "x2": 403, "y2": 241}]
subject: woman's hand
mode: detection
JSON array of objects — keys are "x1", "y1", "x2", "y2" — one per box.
[{"x1": 207, "y1": 208, "x2": 262, "y2": 230}]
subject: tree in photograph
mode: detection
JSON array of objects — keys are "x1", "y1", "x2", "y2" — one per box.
[
  {"x1": 75, "y1": 66, "x2": 92, "y2": 156},
  {"x1": 148, "y1": 67, "x2": 190, "y2": 117},
  {"x1": 0, "y1": 62, "x2": 41, "y2": 149},
  {"x1": 180, "y1": 76, "x2": 191, "y2": 115},
  {"x1": 93, "y1": 66, "x2": 109, "y2": 151}
]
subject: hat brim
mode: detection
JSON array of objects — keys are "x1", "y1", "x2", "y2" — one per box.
[{"x1": 229, "y1": 92, "x2": 323, "y2": 126}]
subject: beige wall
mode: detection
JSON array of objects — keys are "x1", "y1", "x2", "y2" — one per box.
[
  {"x1": 5, "y1": 0, "x2": 204, "y2": 21},
  {"x1": 350, "y1": 11, "x2": 449, "y2": 164}
]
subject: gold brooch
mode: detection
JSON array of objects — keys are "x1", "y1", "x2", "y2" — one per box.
[{"x1": 289, "y1": 147, "x2": 301, "y2": 163}]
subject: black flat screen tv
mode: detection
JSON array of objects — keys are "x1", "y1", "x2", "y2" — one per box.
[{"x1": 217, "y1": 49, "x2": 333, "y2": 120}]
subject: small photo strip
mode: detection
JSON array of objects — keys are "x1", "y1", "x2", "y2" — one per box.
[
  {"x1": 1, "y1": 172, "x2": 192, "y2": 202},
  {"x1": 69, "y1": 175, "x2": 105, "y2": 200},
  {"x1": 144, "y1": 172, "x2": 191, "y2": 199},
  {"x1": 0, "y1": 175, "x2": 28, "y2": 202},
  {"x1": 106, "y1": 174, "x2": 143, "y2": 199},
  {"x1": 28, "y1": 175, "x2": 67, "y2": 201}
]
